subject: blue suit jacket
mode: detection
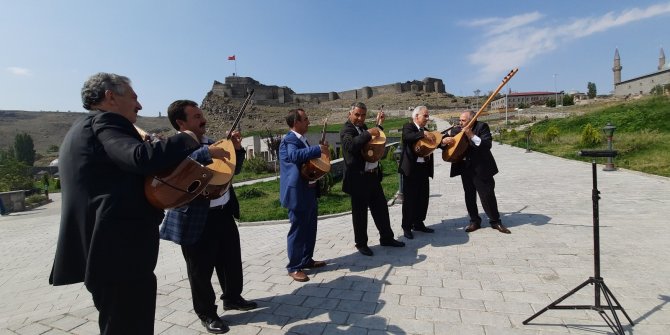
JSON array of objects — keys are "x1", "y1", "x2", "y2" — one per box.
[
  {"x1": 160, "y1": 141, "x2": 246, "y2": 246},
  {"x1": 279, "y1": 131, "x2": 321, "y2": 211}
]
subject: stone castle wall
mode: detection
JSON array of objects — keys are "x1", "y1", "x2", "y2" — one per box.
[{"x1": 209, "y1": 76, "x2": 446, "y2": 103}]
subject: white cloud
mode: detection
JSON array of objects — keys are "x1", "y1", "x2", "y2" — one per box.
[
  {"x1": 6, "y1": 67, "x2": 32, "y2": 76},
  {"x1": 465, "y1": 12, "x2": 544, "y2": 36},
  {"x1": 467, "y1": 3, "x2": 670, "y2": 81}
]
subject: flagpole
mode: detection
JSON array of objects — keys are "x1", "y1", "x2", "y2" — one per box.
[{"x1": 235, "y1": 58, "x2": 237, "y2": 77}]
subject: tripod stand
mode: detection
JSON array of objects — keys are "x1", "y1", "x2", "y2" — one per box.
[{"x1": 523, "y1": 150, "x2": 633, "y2": 335}]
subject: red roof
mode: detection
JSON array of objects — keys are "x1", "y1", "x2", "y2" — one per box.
[{"x1": 508, "y1": 91, "x2": 558, "y2": 96}]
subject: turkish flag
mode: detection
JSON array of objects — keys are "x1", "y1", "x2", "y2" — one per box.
[{"x1": 227, "y1": 55, "x2": 236, "y2": 60}]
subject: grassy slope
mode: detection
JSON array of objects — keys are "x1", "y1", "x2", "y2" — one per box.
[{"x1": 505, "y1": 95, "x2": 670, "y2": 176}]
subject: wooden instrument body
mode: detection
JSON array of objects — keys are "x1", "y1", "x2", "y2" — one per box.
[
  {"x1": 142, "y1": 90, "x2": 254, "y2": 208},
  {"x1": 201, "y1": 181, "x2": 232, "y2": 200},
  {"x1": 300, "y1": 152, "x2": 331, "y2": 181},
  {"x1": 362, "y1": 130, "x2": 387, "y2": 162},
  {"x1": 300, "y1": 117, "x2": 331, "y2": 181},
  {"x1": 442, "y1": 131, "x2": 469, "y2": 162},
  {"x1": 145, "y1": 157, "x2": 213, "y2": 209},
  {"x1": 206, "y1": 139, "x2": 236, "y2": 185},
  {"x1": 414, "y1": 131, "x2": 443, "y2": 157}
]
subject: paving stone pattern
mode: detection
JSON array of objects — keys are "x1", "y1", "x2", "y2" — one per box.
[{"x1": 1, "y1": 118, "x2": 669, "y2": 334}]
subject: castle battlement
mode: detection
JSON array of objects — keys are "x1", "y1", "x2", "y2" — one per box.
[{"x1": 209, "y1": 76, "x2": 446, "y2": 104}]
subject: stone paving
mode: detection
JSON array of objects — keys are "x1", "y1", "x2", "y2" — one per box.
[{"x1": 1, "y1": 118, "x2": 670, "y2": 334}]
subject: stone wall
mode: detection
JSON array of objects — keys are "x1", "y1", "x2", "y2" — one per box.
[
  {"x1": 0, "y1": 191, "x2": 26, "y2": 212},
  {"x1": 614, "y1": 69, "x2": 670, "y2": 96},
  {"x1": 209, "y1": 76, "x2": 446, "y2": 104}
]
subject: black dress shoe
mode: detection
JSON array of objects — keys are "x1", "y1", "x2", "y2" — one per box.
[
  {"x1": 380, "y1": 239, "x2": 405, "y2": 247},
  {"x1": 491, "y1": 223, "x2": 511, "y2": 234},
  {"x1": 403, "y1": 229, "x2": 414, "y2": 239},
  {"x1": 356, "y1": 245, "x2": 373, "y2": 256},
  {"x1": 201, "y1": 316, "x2": 229, "y2": 334},
  {"x1": 413, "y1": 226, "x2": 435, "y2": 233},
  {"x1": 303, "y1": 259, "x2": 327, "y2": 268},
  {"x1": 223, "y1": 297, "x2": 258, "y2": 311},
  {"x1": 465, "y1": 223, "x2": 481, "y2": 233}
]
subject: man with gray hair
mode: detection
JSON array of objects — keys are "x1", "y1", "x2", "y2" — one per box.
[
  {"x1": 398, "y1": 106, "x2": 438, "y2": 239},
  {"x1": 49, "y1": 73, "x2": 208, "y2": 334}
]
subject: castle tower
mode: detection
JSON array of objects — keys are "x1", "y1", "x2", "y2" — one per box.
[
  {"x1": 613, "y1": 48, "x2": 622, "y2": 85},
  {"x1": 659, "y1": 47, "x2": 666, "y2": 71}
]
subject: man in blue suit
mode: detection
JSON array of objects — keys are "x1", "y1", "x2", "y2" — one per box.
[
  {"x1": 160, "y1": 100, "x2": 256, "y2": 334},
  {"x1": 279, "y1": 108, "x2": 329, "y2": 282}
]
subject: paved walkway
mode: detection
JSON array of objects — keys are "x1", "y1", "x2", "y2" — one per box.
[{"x1": 1, "y1": 119, "x2": 670, "y2": 334}]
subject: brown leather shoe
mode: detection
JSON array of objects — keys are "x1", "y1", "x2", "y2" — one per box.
[
  {"x1": 304, "y1": 260, "x2": 326, "y2": 268},
  {"x1": 465, "y1": 223, "x2": 481, "y2": 233},
  {"x1": 288, "y1": 270, "x2": 309, "y2": 282},
  {"x1": 491, "y1": 223, "x2": 511, "y2": 234}
]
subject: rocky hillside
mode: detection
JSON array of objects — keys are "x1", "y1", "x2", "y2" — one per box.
[
  {"x1": 2, "y1": 92, "x2": 616, "y2": 166},
  {"x1": 0, "y1": 110, "x2": 174, "y2": 166}
]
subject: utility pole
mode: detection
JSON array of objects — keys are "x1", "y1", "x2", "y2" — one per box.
[
  {"x1": 553, "y1": 73, "x2": 559, "y2": 107},
  {"x1": 505, "y1": 93, "x2": 508, "y2": 125}
]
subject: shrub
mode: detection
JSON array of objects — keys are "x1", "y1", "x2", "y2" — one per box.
[
  {"x1": 25, "y1": 194, "x2": 47, "y2": 206},
  {"x1": 237, "y1": 187, "x2": 266, "y2": 199},
  {"x1": 580, "y1": 123, "x2": 602, "y2": 147},
  {"x1": 244, "y1": 156, "x2": 270, "y2": 174},
  {"x1": 387, "y1": 144, "x2": 402, "y2": 162},
  {"x1": 544, "y1": 126, "x2": 560, "y2": 142},
  {"x1": 318, "y1": 173, "x2": 335, "y2": 195}
]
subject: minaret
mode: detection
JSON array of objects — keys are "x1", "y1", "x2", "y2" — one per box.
[
  {"x1": 613, "y1": 48, "x2": 622, "y2": 85},
  {"x1": 659, "y1": 47, "x2": 666, "y2": 71}
]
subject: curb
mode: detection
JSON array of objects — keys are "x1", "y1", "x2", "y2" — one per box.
[{"x1": 237, "y1": 210, "x2": 353, "y2": 227}]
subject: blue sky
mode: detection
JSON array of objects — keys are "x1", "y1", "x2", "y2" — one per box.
[{"x1": 1, "y1": 1, "x2": 669, "y2": 116}]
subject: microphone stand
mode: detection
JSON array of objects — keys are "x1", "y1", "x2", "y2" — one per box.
[{"x1": 523, "y1": 150, "x2": 633, "y2": 335}]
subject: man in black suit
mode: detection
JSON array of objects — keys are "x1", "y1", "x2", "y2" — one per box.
[
  {"x1": 446, "y1": 111, "x2": 511, "y2": 234},
  {"x1": 398, "y1": 106, "x2": 438, "y2": 239},
  {"x1": 49, "y1": 73, "x2": 209, "y2": 334},
  {"x1": 340, "y1": 102, "x2": 405, "y2": 256}
]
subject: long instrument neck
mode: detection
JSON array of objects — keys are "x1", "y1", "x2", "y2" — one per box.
[
  {"x1": 466, "y1": 68, "x2": 518, "y2": 128},
  {"x1": 226, "y1": 89, "x2": 255, "y2": 139}
]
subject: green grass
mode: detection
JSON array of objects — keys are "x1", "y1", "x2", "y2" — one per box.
[
  {"x1": 498, "y1": 95, "x2": 670, "y2": 176},
  {"x1": 237, "y1": 158, "x2": 400, "y2": 222}
]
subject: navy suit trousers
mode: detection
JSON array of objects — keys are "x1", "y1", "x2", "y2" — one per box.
[{"x1": 286, "y1": 203, "x2": 318, "y2": 272}]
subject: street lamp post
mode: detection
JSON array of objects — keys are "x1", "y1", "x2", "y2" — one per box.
[
  {"x1": 553, "y1": 73, "x2": 559, "y2": 107},
  {"x1": 393, "y1": 146, "x2": 404, "y2": 204},
  {"x1": 505, "y1": 93, "x2": 508, "y2": 125},
  {"x1": 602, "y1": 122, "x2": 617, "y2": 171},
  {"x1": 474, "y1": 89, "x2": 481, "y2": 109}
]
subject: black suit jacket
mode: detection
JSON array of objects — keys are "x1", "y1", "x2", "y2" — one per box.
[
  {"x1": 398, "y1": 122, "x2": 434, "y2": 178},
  {"x1": 449, "y1": 120, "x2": 498, "y2": 179},
  {"x1": 50, "y1": 111, "x2": 200, "y2": 287},
  {"x1": 340, "y1": 120, "x2": 383, "y2": 195}
]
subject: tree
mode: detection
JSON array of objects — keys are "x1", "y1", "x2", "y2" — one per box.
[
  {"x1": 0, "y1": 156, "x2": 33, "y2": 191},
  {"x1": 587, "y1": 82, "x2": 597, "y2": 99},
  {"x1": 562, "y1": 94, "x2": 575, "y2": 106},
  {"x1": 263, "y1": 128, "x2": 282, "y2": 161},
  {"x1": 545, "y1": 99, "x2": 556, "y2": 108},
  {"x1": 14, "y1": 133, "x2": 36, "y2": 166}
]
